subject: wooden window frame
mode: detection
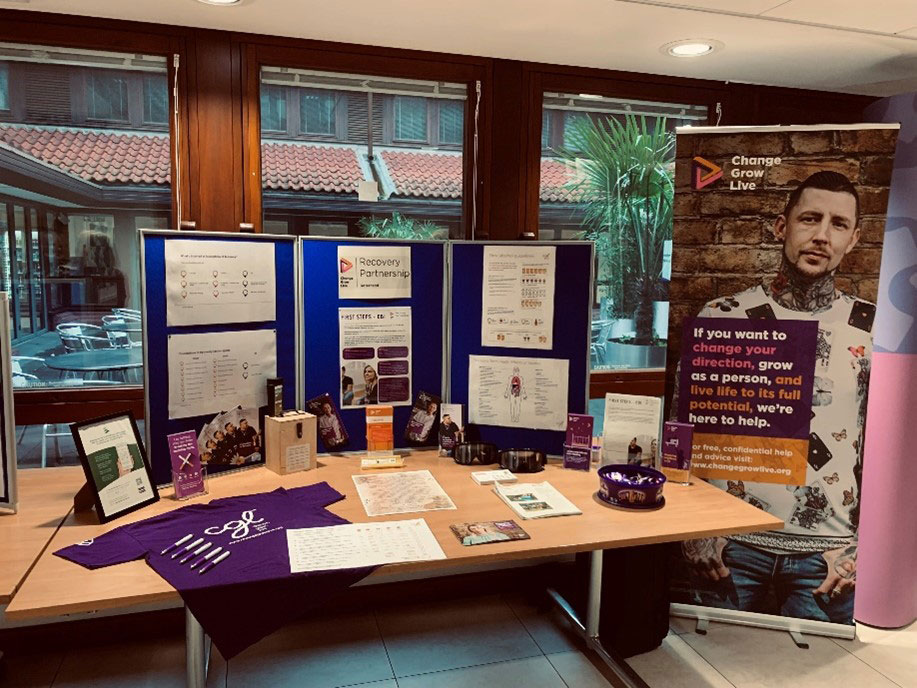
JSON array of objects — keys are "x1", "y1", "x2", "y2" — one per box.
[
  {"x1": 0, "y1": 12, "x2": 190, "y2": 424},
  {"x1": 242, "y1": 40, "x2": 488, "y2": 237}
]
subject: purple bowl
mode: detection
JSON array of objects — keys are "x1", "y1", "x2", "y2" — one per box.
[{"x1": 597, "y1": 464, "x2": 666, "y2": 509}]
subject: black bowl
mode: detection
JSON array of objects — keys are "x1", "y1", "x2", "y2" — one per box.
[
  {"x1": 499, "y1": 448, "x2": 547, "y2": 473},
  {"x1": 453, "y1": 442, "x2": 499, "y2": 466}
]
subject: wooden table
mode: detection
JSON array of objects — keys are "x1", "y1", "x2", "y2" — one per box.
[
  {"x1": 7, "y1": 452, "x2": 782, "y2": 687},
  {"x1": 0, "y1": 466, "x2": 86, "y2": 605}
]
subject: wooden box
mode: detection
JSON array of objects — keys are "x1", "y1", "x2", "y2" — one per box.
[{"x1": 264, "y1": 411, "x2": 317, "y2": 475}]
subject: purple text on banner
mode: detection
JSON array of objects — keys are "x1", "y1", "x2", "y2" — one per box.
[
  {"x1": 378, "y1": 360, "x2": 409, "y2": 376},
  {"x1": 378, "y1": 347, "x2": 409, "y2": 359},
  {"x1": 677, "y1": 317, "x2": 817, "y2": 439},
  {"x1": 379, "y1": 377, "x2": 410, "y2": 402},
  {"x1": 342, "y1": 347, "x2": 375, "y2": 360}
]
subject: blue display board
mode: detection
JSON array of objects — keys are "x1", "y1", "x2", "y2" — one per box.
[
  {"x1": 448, "y1": 241, "x2": 593, "y2": 456},
  {"x1": 142, "y1": 231, "x2": 298, "y2": 485},
  {"x1": 300, "y1": 238, "x2": 447, "y2": 452}
]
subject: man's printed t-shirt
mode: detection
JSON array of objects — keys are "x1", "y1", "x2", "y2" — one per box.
[
  {"x1": 55, "y1": 483, "x2": 376, "y2": 658},
  {"x1": 699, "y1": 285, "x2": 872, "y2": 554}
]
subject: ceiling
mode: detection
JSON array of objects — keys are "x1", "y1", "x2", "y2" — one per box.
[{"x1": 3, "y1": 0, "x2": 917, "y2": 96}]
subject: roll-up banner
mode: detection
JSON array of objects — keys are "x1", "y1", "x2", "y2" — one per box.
[
  {"x1": 0, "y1": 293, "x2": 17, "y2": 513},
  {"x1": 666, "y1": 124, "x2": 899, "y2": 633}
]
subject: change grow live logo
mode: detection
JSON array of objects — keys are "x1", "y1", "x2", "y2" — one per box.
[{"x1": 692, "y1": 154, "x2": 783, "y2": 191}]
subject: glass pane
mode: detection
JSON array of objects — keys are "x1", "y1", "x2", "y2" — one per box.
[
  {"x1": 0, "y1": 62, "x2": 8, "y2": 110},
  {"x1": 539, "y1": 92, "x2": 708, "y2": 371},
  {"x1": 260, "y1": 86, "x2": 287, "y2": 132},
  {"x1": 2, "y1": 43, "x2": 171, "y2": 389},
  {"x1": 438, "y1": 101, "x2": 463, "y2": 145},
  {"x1": 300, "y1": 90, "x2": 335, "y2": 135},
  {"x1": 261, "y1": 67, "x2": 466, "y2": 239},
  {"x1": 394, "y1": 96, "x2": 427, "y2": 142},
  {"x1": 541, "y1": 110, "x2": 552, "y2": 149},
  {"x1": 143, "y1": 74, "x2": 168, "y2": 125},
  {"x1": 88, "y1": 71, "x2": 129, "y2": 122}
]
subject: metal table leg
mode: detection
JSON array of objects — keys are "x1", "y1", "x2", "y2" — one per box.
[
  {"x1": 547, "y1": 549, "x2": 651, "y2": 688},
  {"x1": 185, "y1": 606, "x2": 211, "y2": 688}
]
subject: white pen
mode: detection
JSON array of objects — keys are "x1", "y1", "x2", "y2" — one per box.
[
  {"x1": 179, "y1": 541, "x2": 212, "y2": 565},
  {"x1": 160, "y1": 534, "x2": 193, "y2": 556},
  {"x1": 171, "y1": 537, "x2": 204, "y2": 559},
  {"x1": 199, "y1": 550, "x2": 231, "y2": 575},
  {"x1": 189, "y1": 546, "x2": 223, "y2": 570}
]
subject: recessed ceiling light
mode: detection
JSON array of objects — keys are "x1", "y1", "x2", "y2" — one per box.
[
  {"x1": 195, "y1": 0, "x2": 243, "y2": 6},
  {"x1": 661, "y1": 39, "x2": 724, "y2": 58}
]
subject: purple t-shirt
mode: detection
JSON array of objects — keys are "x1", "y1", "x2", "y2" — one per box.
[{"x1": 55, "y1": 482, "x2": 376, "y2": 658}]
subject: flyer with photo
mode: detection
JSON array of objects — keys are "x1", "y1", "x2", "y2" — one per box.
[
  {"x1": 450, "y1": 520, "x2": 530, "y2": 546},
  {"x1": 306, "y1": 393, "x2": 349, "y2": 451},
  {"x1": 405, "y1": 390, "x2": 441, "y2": 445},
  {"x1": 438, "y1": 403, "x2": 463, "y2": 455},
  {"x1": 197, "y1": 406, "x2": 263, "y2": 469},
  {"x1": 339, "y1": 307, "x2": 412, "y2": 409},
  {"x1": 601, "y1": 393, "x2": 661, "y2": 467}
]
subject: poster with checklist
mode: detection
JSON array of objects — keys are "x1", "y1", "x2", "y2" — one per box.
[
  {"x1": 482, "y1": 245, "x2": 556, "y2": 350},
  {"x1": 165, "y1": 239, "x2": 275, "y2": 327},
  {"x1": 167, "y1": 330, "x2": 277, "y2": 419}
]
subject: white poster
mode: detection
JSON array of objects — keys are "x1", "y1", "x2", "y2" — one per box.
[
  {"x1": 468, "y1": 355, "x2": 569, "y2": 431},
  {"x1": 482, "y1": 245, "x2": 556, "y2": 350},
  {"x1": 337, "y1": 245, "x2": 412, "y2": 299},
  {"x1": 165, "y1": 239, "x2": 276, "y2": 327},
  {"x1": 168, "y1": 329, "x2": 277, "y2": 419},
  {"x1": 601, "y1": 393, "x2": 662, "y2": 468},
  {"x1": 339, "y1": 307, "x2": 412, "y2": 408}
]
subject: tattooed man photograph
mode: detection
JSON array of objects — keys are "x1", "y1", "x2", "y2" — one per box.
[{"x1": 681, "y1": 171, "x2": 873, "y2": 624}]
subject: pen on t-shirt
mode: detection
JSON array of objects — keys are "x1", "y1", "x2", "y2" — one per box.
[
  {"x1": 179, "y1": 541, "x2": 212, "y2": 565},
  {"x1": 199, "y1": 550, "x2": 231, "y2": 575},
  {"x1": 160, "y1": 534, "x2": 193, "y2": 556},
  {"x1": 171, "y1": 537, "x2": 204, "y2": 559},
  {"x1": 189, "y1": 546, "x2": 223, "y2": 570}
]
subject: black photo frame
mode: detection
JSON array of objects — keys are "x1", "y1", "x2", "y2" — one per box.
[{"x1": 70, "y1": 410, "x2": 159, "y2": 523}]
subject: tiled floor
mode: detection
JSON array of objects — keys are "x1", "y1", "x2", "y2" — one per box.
[{"x1": 1, "y1": 594, "x2": 915, "y2": 688}]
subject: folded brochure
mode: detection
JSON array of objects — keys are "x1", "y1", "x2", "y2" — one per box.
[
  {"x1": 450, "y1": 520, "x2": 529, "y2": 546},
  {"x1": 493, "y1": 481, "x2": 582, "y2": 519}
]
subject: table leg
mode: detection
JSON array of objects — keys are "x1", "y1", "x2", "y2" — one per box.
[
  {"x1": 185, "y1": 606, "x2": 210, "y2": 688},
  {"x1": 546, "y1": 550, "x2": 651, "y2": 688}
]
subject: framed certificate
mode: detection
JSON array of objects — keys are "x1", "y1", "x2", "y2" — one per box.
[{"x1": 70, "y1": 411, "x2": 159, "y2": 523}]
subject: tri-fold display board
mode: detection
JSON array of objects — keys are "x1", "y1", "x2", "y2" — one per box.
[{"x1": 142, "y1": 230, "x2": 592, "y2": 484}]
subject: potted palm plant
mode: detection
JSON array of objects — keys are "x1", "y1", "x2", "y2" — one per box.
[
  {"x1": 358, "y1": 211, "x2": 444, "y2": 239},
  {"x1": 556, "y1": 113, "x2": 673, "y2": 368}
]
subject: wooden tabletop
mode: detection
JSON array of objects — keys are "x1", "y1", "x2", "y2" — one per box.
[
  {"x1": 6, "y1": 452, "x2": 782, "y2": 620},
  {"x1": 0, "y1": 466, "x2": 86, "y2": 604}
]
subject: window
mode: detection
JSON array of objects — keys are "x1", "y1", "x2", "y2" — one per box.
[
  {"x1": 541, "y1": 109, "x2": 552, "y2": 149},
  {"x1": 300, "y1": 90, "x2": 336, "y2": 135},
  {"x1": 394, "y1": 96, "x2": 428, "y2": 142},
  {"x1": 260, "y1": 86, "x2": 287, "y2": 132},
  {"x1": 87, "y1": 71, "x2": 129, "y2": 122},
  {"x1": 438, "y1": 100, "x2": 463, "y2": 145},
  {"x1": 0, "y1": 63, "x2": 8, "y2": 111},
  {"x1": 143, "y1": 74, "x2": 168, "y2": 125},
  {"x1": 260, "y1": 67, "x2": 467, "y2": 240},
  {"x1": 0, "y1": 43, "x2": 172, "y2": 397},
  {"x1": 539, "y1": 92, "x2": 708, "y2": 371}
]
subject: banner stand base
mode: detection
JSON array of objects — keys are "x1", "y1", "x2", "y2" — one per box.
[{"x1": 670, "y1": 603, "x2": 856, "y2": 642}]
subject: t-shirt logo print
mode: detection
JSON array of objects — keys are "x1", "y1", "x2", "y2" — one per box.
[{"x1": 204, "y1": 510, "x2": 265, "y2": 539}]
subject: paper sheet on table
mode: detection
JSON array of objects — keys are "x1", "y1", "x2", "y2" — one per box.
[
  {"x1": 165, "y1": 239, "x2": 276, "y2": 327},
  {"x1": 481, "y1": 245, "x2": 556, "y2": 350},
  {"x1": 468, "y1": 355, "x2": 569, "y2": 431},
  {"x1": 167, "y1": 329, "x2": 276, "y2": 419},
  {"x1": 351, "y1": 469, "x2": 456, "y2": 517},
  {"x1": 286, "y1": 519, "x2": 446, "y2": 573}
]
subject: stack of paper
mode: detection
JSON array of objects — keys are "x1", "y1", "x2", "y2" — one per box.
[
  {"x1": 493, "y1": 482, "x2": 582, "y2": 519},
  {"x1": 471, "y1": 469, "x2": 518, "y2": 485}
]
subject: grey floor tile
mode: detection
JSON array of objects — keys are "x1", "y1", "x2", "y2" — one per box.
[
  {"x1": 628, "y1": 634, "x2": 735, "y2": 688},
  {"x1": 546, "y1": 650, "x2": 619, "y2": 688},
  {"x1": 51, "y1": 638, "x2": 185, "y2": 687},
  {"x1": 831, "y1": 621, "x2": 917, "y2": 687},
  {"x1": 0, "y1": 649, "x2": 65, "y2": 688},
  {"x1": 208, "y1": 609, "x2": 393, "y2": 688},
  {"x1": 681, "y1": 622, "x2": 897, "y2": 688},
  {"x1": 504, "y1": 592, "x2": 580, "y2": 654},
  {"x1": 397, "y1": 656, "x2": 566, "y2": 688},
  {"x1": 375, "y1": 594, "x2": 542, "y2": 678}
]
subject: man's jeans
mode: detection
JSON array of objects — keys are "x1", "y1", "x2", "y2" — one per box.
[{"x1": 692, "y1": 539, "x2": 854, "y2": 624}]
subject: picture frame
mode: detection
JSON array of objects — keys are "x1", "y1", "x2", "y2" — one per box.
[{"x1": 70, "y1": 410, "x2": 159, "y2": 523}]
